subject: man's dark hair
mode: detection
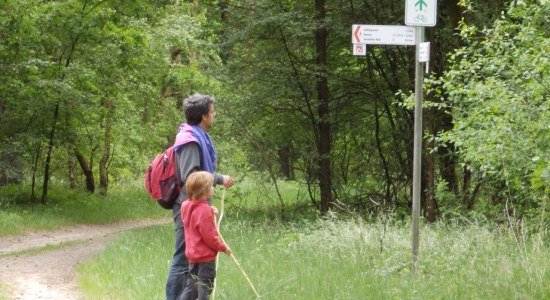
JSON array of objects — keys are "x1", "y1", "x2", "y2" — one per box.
[{"x1": 183, "y1": 93, "x2": 215, "y2": 125}]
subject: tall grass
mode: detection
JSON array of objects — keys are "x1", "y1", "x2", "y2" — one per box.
[
  {"x1": 220, "y1": 176, "x2": 318, "y2": 221},
  {"x1": 3, "y1": 178, "x2": 546, "y2": 298},
  {"x1": 78, "y1": 225, "x2": 171, "y2": 299},
  {"x1": 0, "y1": 182, "x2": 168, "y2": 235},
  {"x1": 77, "y1": 215, "x2": 549, "y2": 299}
]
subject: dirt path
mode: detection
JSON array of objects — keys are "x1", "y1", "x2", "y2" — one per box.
[{"x1": 0, "y1": 219, "x2": 170, "y2": 300}]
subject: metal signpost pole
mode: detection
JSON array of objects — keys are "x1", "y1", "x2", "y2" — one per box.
[
  {"x1": 411, "y1": 25, "x2": 424, "y2": 275},
  {"x1": 406, "y1": 0, "x2": 436, "y2": 275}
]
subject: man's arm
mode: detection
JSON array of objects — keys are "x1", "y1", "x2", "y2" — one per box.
[
  {"x1": 175, "y1": 143, "x2": 201, "y2": 201},
  {"x1": 175, "y1": 143, "x2": 225, "y2": 196}
]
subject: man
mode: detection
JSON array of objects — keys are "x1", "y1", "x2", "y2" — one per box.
[{"x1": 165, "y1": 93, "x2": 234, "y2": 300}]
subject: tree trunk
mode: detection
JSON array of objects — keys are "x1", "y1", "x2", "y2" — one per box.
[
  {"x1": 67, "y1": 149, "x2": 77, "y2": 188},
  {"x1": 41, "y1": 103, "x2": 60, "y2": 204},
  {"x1": 99, "y1": 99, "x2": 113, "y2": 196},
  {"x1": 267, "y1": 163, "x2": 286, "y2": 217},
  {"x1": 425, "y1": 109, "x2": 437, "y2": 222},
  {"x1": 75, "y1": 149, "x2": 95, "y2": 193},
  {"x1": 374, "y1": 99, "x2": 392, "y2": 203},
  {"x1": 278, "y1": 146, "x2": 292, "y2": 179},
  {"x1": 31, "y1": 142, "x2": 42, "y2": 203},
  {"x1": 218, "y1": 0, "x2": 230, "y2": 63},
  {"x1": 315, "y1": 0, "x2": 332, "y2": 214},
  {"x1": 40, "y1": 24, "x2": 81, "y2": 202},
  {"x1": 438, "y1": 0, "x2": 466, "y2": 194},
  {"x1": 462, "y1": 166, "x2": 473, "y2": 210}
]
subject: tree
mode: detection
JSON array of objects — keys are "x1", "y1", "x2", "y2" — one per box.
[
  {"x1": 440, "y1": 0, "x2": 549, "y2": 214},
  {"x1": 0, "y1": 0, "x2": 222, "y2": 202},
  {"x1": 314, "y1": 0, "x2": 333, "y2": 213},
  {"x1": 215, "y1": 0, "x2": 517, "y2": 217}
]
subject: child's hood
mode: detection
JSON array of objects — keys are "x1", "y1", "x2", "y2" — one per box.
[{"x1": 182, "y1": 199, "x2": 209, "y2": 222}]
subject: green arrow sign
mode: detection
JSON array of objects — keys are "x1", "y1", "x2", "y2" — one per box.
[
  {"x1": 415, "y1": 0, "x2": 427, "y2": 10},
  {"x1": 405, "y1": 0, "x2": 437, "y2": 26}
]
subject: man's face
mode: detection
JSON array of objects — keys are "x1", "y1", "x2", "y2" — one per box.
[{"x1": 201, "y1": 103, "x2": 216, "y2": 130}]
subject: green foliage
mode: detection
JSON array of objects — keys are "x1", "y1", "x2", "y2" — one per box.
[
  {"x1": 440, "y1": 1, "x2": 549, "y2": 209},
  {"x1": 0, "y1": 182, "x2": 168, "y2": 236},
  {"x1": 215, "y1": 0, "x2": 421, "y2": 211},
  {"x1": 0, "y1": 0, "x2": 222, "y2": 197},
  {"x1": 1, "y1": 0, "x2": 545, "y2": 221},
  {"x1": 212, "y1": 175, "x2": 319, "y2": 222}
]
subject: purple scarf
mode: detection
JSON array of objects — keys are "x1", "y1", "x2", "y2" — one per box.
[{"x1": 173, "y1": 123, "x2": 217, "y2": 172}]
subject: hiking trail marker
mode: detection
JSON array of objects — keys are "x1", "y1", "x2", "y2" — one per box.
[
  {"x1": 353, "y1": 44, "x2": 366, "y2": 56},
  {"x1": 405, "y1": 0, "x2": 438, "y2": 27}
]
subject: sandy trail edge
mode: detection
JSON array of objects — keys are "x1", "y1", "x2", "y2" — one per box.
[{"x1": 0, "y1": 219, "x2": 170, "y2": 300}]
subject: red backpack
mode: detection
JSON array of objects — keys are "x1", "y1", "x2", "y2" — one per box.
[{"x1": 145, "y1": 146, "x2": 181, "y2": 209}]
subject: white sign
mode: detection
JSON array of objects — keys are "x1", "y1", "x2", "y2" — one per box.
[
  {"x1": 352, "y1": 25, "x2": 416, "y2": 46},
  {"x1": 353, "y1": 44, "x2": 367, "y2": 56},
  {"x1": 418, "y1": 42, "x2": 430, "y2": 62},
  {"x1": 405, "y1": 0, "x2": 437, "y2": 27}
]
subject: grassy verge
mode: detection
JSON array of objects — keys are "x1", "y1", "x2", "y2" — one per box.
[
  {"x1": 78, "y1": 224, "x2": 172, "y2": 299},
  {"x1": 77, "y1": 215, "x2": 549, "y2": 299},
  {"x1": 0, "y1": 240, "x2": 82, "y2": 259},
  {"x1": 0, "y1": 182, "x2": 168, "y2": 236},
  {"x1": 0, "y1": 283, "x2": 8, "y2": 300}
]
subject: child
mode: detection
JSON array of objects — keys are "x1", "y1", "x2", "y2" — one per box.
[{"x1": 180, "y1": 171, "x2": 231, "y2": 300}]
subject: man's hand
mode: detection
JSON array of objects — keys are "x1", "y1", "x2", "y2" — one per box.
[
  {"x1": 224, "y1": 247, "x2": 232, "y2": 256},
  {"x1": 211, "y1": 206, "x2": 219, "y2": 215},
  {"x1": 222, "y1": 175, "x2": 235, "y2": 188}
]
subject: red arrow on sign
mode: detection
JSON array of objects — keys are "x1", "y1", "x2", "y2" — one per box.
[{"x1": 354, "y1": 25, "x2": 361, "y2": 43}]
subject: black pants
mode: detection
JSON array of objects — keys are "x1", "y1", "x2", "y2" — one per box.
[{"x1": 180, "y1": 261, "x2": 216, "y2": 300}]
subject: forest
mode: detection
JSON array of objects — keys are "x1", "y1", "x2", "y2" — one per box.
[
  {"x1": 0, "y1": 0, "x2": 548, "y2": 299},
  {"x1": 1, "y1": 0, "x2": 548, "y2": 225}
]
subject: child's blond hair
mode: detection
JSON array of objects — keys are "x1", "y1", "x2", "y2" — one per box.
[{"x1": 186, "y1": 171, "x2": 214, "y2": 200}]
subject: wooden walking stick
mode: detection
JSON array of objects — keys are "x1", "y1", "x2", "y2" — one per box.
[
  {"x1": 211, "y1": 188, "x2": 260, "y2": 299},
  {"x1": 226, "y1": 251, "x2": 260, "y2": 298},
  {"x1": 211, "y1": 188, "x2": 225, "y2": 300}
]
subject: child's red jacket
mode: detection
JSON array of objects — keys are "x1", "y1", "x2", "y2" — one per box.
[{"x1": 181, "y1": 199, "x2": 227, "y2": 263}]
